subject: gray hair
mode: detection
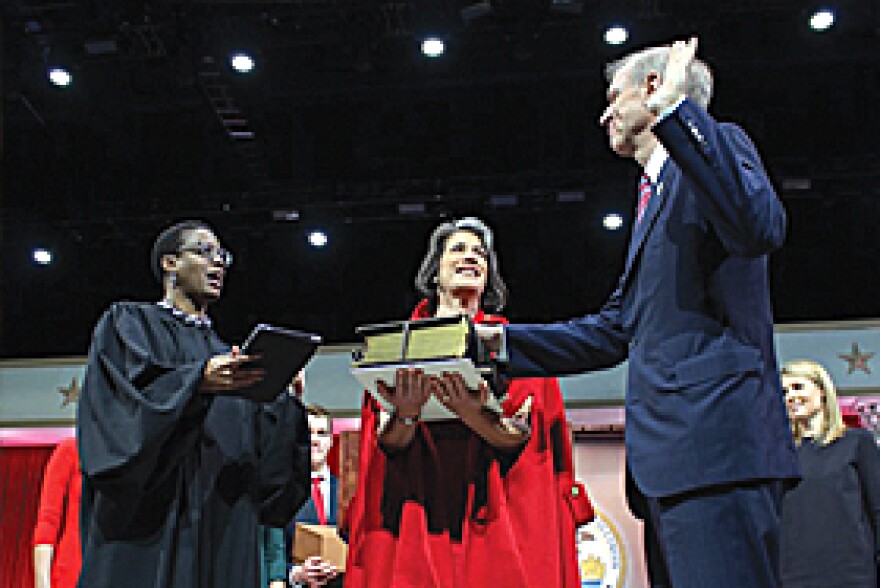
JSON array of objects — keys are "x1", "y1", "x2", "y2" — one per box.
[
  {"x1": 605, "y1": 45, "x2": 713, "y2": 110},
  {"x1": 414, "y1": 217, "x2": 508, "y2": 312}
]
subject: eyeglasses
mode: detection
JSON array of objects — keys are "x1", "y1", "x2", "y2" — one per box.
[{"x1": 179, "y1": 243, "x2": 233, "y2": 267}]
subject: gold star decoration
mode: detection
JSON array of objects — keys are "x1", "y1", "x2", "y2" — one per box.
[
  {"x1": 58, "y1": 377, "x2": 81, "y2": 406},
  {"x1": 839, "y1": 343, "x2": 874, "y2": 375}
]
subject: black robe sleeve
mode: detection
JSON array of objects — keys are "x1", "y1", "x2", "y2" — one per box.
[
  {"x1": 256, "y1": 393, "x2": 311, "y2": 526},
  {"x1": 78, "y1": 303, "x2": 213, "y2": 495}
]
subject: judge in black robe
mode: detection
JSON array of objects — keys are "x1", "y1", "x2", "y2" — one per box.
[{"x1": 76, "y1": 221, "x2": 310, "y2": 588}]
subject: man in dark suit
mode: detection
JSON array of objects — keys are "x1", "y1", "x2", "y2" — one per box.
[
  {"x1": 286, "y1": 404, "x2": 342, "y2": 588},
  {"x1": 479, "y1": 38, "x2": 799, "y2": 587}
]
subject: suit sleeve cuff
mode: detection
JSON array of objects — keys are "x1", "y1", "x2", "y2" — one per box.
[
  {"x1": 497, "y1": 326, "x2": 510, "y2": 363},
  {"x1": 649, "y1": 95, "x2": 686, "y2": 123},
  {"x1": 289, "y1": 565, "x2": 304, "y2": 587}
]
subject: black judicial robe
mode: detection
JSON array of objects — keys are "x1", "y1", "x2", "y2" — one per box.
[{"x1": 76, "y1": 302, "x2": 310, "y2": 588}]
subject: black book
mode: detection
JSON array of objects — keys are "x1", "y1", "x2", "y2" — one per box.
[{"x1": 233, "y1": 324, "x2": 322, "y2": 402}]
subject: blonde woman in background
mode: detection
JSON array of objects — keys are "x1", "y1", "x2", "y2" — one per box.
[{"x1": 780, "y1": 359, "x2": 880, "y2": 588}]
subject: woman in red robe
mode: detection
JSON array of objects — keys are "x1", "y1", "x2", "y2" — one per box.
[
  {"x1": 344, "y1": 217, "x2": 592, "y2": 588},
  {"x1": 33, "y1": 437, "x2": 82, "y2": 588}
]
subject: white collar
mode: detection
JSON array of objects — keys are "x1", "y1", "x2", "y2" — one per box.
[
  {"x1": 643, "y1": 142, "x2": 669, "y2": 184},
  {"x1": 312, "y1": 465, "x2": 330, "y2": 480},
  {"x1": 156, "y1": 300, "x2": 212, "y2": 329}
]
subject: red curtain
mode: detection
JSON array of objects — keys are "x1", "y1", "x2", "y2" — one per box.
[{"x1": 0, "y1": 446, "x2": 53, "y2": 588}]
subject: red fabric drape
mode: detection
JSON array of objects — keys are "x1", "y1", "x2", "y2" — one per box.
[
  {"x1": 0, "y1": 446, "x2": 54, "y2": 588},
  {"x1": 31, "y1": 438, "x2": 81, "y2": 588}
]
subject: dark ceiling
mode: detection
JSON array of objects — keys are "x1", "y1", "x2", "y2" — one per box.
[{"x1": 3, "y1": 0, "x2": 880, "y2": 357}]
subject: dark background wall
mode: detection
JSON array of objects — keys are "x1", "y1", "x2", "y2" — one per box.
[{"x1": 3, "y1": 0, "x2": 879, "y2": 356}]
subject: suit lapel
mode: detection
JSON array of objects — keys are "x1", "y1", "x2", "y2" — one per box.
[
  {"x1": 620, "y1": 165, "x2": 675, "y2": 288},
  {"x1": 328, "y1": 475, "x2": 338, "y2": 525},
  {"x1": 301, "y1": 496, "x2": 319, "y2": 523},
  {"x1": 303, "y1": 476, "x2": 336, "y2": 525}
]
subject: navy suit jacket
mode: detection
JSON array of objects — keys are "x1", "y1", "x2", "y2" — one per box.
[
  {"x1": 505, "y1": 99, "x2": 799, "y2": 498},
  {"x1": 284, "y1": 474, "x2": 339, "y2": 565}
]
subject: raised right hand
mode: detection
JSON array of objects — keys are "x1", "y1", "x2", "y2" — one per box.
[{"x1": 660, "y1": 37, "x2": 698, "y2": 101}]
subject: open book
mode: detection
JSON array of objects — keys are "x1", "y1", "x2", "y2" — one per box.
[
  {"x1": 351, "y1": 357, "x2": 503, "y2": 421},
  {"x1": 351, "y1": 315, "x2": 502, "y2": 421},
  {"x1": 353, "y1": 315, "x2": 479, "y2": 364}
]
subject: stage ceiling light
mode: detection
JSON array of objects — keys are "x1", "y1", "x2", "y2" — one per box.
[
  {"x1": 489, "y1": 194, "x2": 518, "y2": 207},
  {"x1": 230, "y1": 52, "x2": 255, "y2": 73},
  {"x1": 421, "y1": 37, "x2": 445, "y2": 58},
  {"x1": 398, "y1": 202, "x2": 426, "y2": 215},
  {"x1": 602, "y1": 213, "x2": 624, "y2": 231},
  {"x1": 33, "y1": 248, "x2": 53, "y2": 265},
  {"x1": 308, "y1": 230, "x2": 328, "y2": 248},
  {"x1": 604, "y1": 26, "x2": 628, "y2": 46},
  {"x1": 809, "y1": 9, "x2": 835, "y2": 32},
  {"x1": 47, "y1": 67, "x2": 72, "y2": 87}
]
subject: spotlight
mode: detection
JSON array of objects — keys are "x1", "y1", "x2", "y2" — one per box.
[
  {"x1": 809, "y1": 9, "x2": 835, "y2": 32},
  {"x1": 307, "y1": 230, "x2": 328, "y2": 248},
  {"x1": 33, "y1": 248, "x2": 53, "y2": 265},
  {"x1": 47, "y1": 67, "x2": 72, "y2": 87},
  {"x1": 230, "y1": 52, "x2": 255, "y2": 73},
  {"x1": 421, "y1": 37, "x2": 445, "y2": 58},
  {"x1": 603, "y1": 26, "x2": 628, "y2": 46},
  {"x1": 602, "y1": 213, "x2": 624, "y2": 231}
]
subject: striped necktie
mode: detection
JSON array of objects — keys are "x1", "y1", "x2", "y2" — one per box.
[{"x1": 636, "y1": 173, "x2": 652, "y2": 224}]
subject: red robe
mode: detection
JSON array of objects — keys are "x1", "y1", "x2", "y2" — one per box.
[
  {"x1": 344, "y1": 301, "x2": 589, "y2": 588},
  {"x1": 33, "y1": 437, "x2": 82, "y2": 588}
]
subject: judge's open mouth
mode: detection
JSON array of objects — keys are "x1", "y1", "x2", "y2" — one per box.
[{"x1": 206, "y1": 269, "x2": 225, "y2": 291}]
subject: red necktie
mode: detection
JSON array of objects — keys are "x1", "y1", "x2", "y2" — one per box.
[
  {"x1": 311, "y1": 476, "x2": 327, "y2": 525},
  {"x1": 636, "y1": 173, "x2": 652, "y2": 224}
]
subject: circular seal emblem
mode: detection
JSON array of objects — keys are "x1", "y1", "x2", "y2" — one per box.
[{"x1": 577, "y1": 511, "x2": 626, "y2": 588}]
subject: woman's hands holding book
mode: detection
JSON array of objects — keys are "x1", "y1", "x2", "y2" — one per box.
[
  {"x1": 434, "y1": 372, "x2": 488, "y2": 419},
  {"x1": 377, "y1": 368, "x2": 433, "y2": 421},
  {"x1": 435, "y1": 373, "x2": 528, "y2": 451},
  {"x1": 377, "y1": 368, "x2": 488, "y2": 421}
]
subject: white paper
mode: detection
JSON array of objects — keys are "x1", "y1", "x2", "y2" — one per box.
[{"x1": 350, "y1": 358, "x2": 503, "y2": 421}]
